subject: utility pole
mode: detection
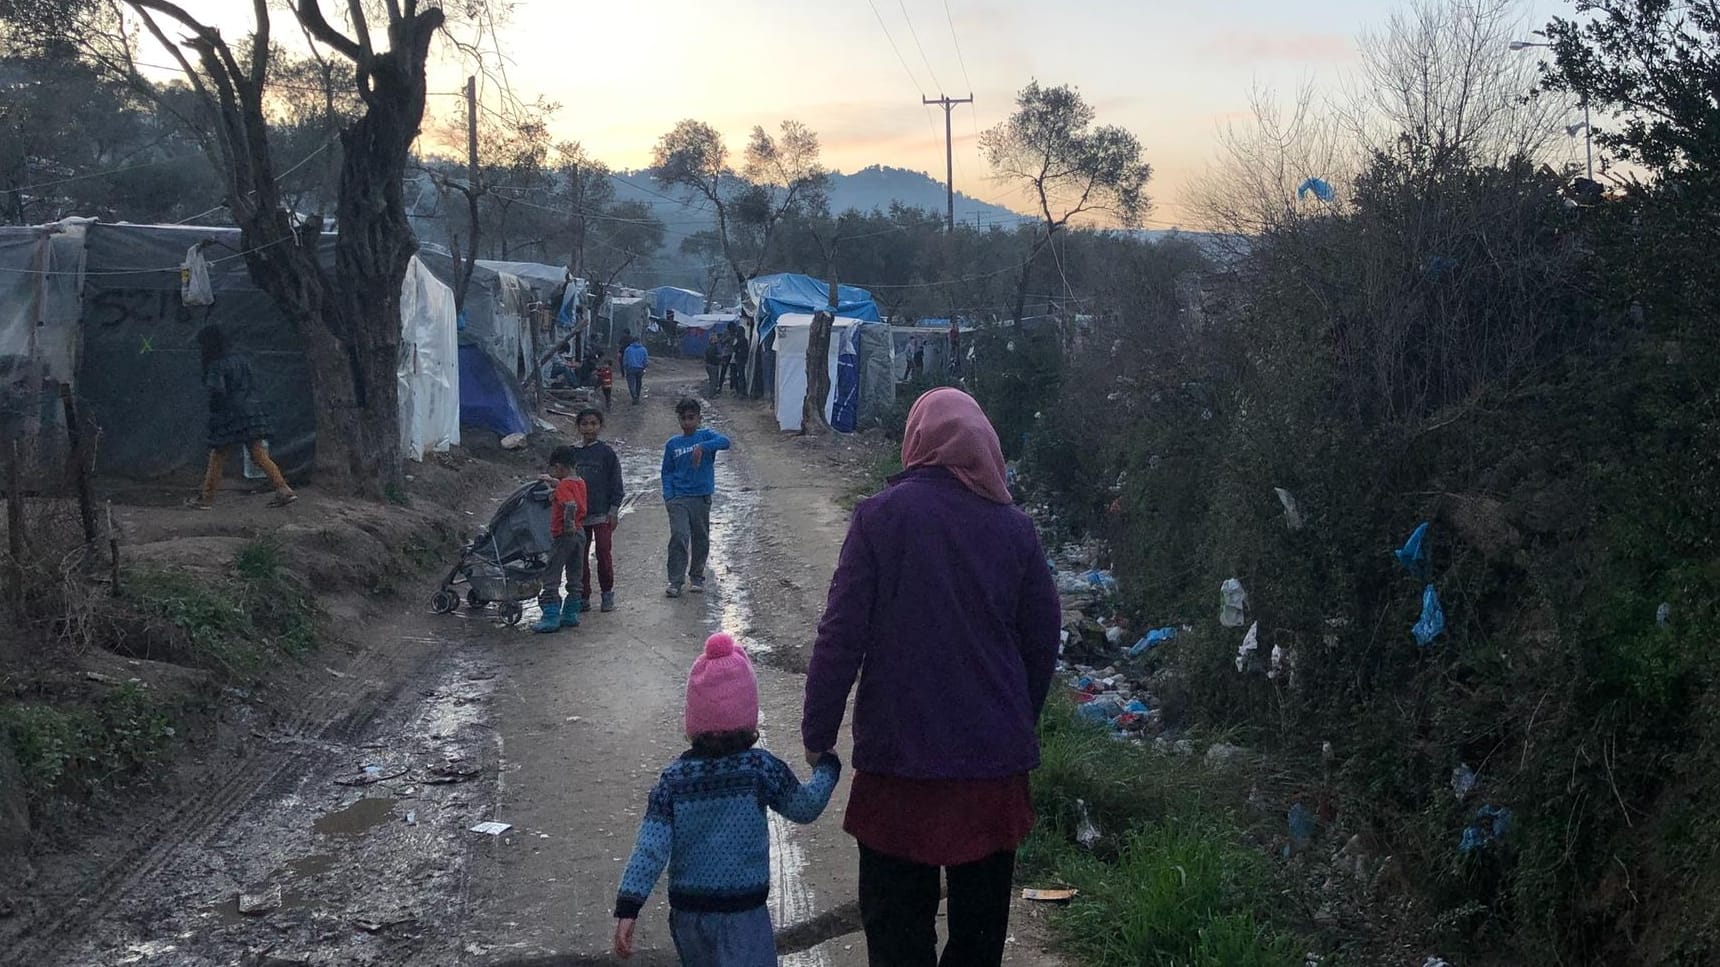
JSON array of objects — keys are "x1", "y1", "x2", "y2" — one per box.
[
  {"x1": 465, "y1": 75, "x2": 479, "y2": 193},
  {"x1": 923, "y1": 93, "x2": 973, "y2": 233}
]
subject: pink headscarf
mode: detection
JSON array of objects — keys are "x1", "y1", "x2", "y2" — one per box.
[{"x1": 900, "y1": 387, "x2": 1012, "y2": 504}]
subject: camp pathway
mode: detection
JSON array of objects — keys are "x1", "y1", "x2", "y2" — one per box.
[{"x1": 459, "y1": 360, "x2": 870, "y2": 966}]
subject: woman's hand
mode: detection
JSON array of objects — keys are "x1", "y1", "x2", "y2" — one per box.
[
  {"x1": 805, "y1": 749, "x2": 831, "y2": 769},
  {"x1": 614, "y1": 918, "x2": 636, "y2": 959}
]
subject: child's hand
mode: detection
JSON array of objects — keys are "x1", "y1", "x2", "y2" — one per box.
[
  {"x1": 690, "y1": 445, "x2": 704, "y2": 467},
  {"x1": 614, "y1": 918, "x2": 637, "y2": 959}
]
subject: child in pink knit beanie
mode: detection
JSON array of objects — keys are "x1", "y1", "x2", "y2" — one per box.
[{"x1": 613, "y1": 633, "x2": 842, "y2": 965}]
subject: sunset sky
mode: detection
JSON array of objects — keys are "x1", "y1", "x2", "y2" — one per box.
[{"x1": 152, "y1": 0, "x2": 1573, "y2": 228}]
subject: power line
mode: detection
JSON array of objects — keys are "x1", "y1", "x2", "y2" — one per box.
[
  {"x1": 942, "y1": 0, "x2": 974, "y2": 95},
  {"x1": 897, "y1": 0, "x2": 945, "y2": 95},
  {"x1": 864, "y1": 0, "x2": 926, "y2": 96}
]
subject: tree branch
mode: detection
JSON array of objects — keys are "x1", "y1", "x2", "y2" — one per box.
[
  {"x1": 345, "y1": 0, "x2": 374, "y2": 62},
  {"x1": 250, "y1": 0, "x2": 269, "y2": 88},
  {"x1": 294, "y1": 0, "x2": 363, "y2": 62}
]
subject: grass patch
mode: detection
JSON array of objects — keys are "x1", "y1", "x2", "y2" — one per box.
[
  {"x1": 126, "y1": 537, "x2": 317, "y2": 676},
  {"x1": 841, "y1": 453, "x2": 903, "y2": 510},
  {"x1": 0, "y1": 683, "x2": 179, "y2": 807},
  {"x1": 1025, "y1": 698, "x2": 1306, "y2": 965}
]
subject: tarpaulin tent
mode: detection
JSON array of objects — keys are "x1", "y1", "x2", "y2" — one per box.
[
  {"x1": 770, "y1": 314, "x2": 892, "y2": 432},
  {"x1": 675, "y1": 311, "x2": 740, "y2": 358},
  {"x1": 650, "y1": 285, "x2": 705, "y2": 321},
  {"x1": 71, "y1": 223, "x2": 460, "y2": 480},
  {"x1": 742, "y1": 273, "x2": 880, "y2": 398},
  {"x1": 417, "y1": 251, "x2": 535, "y2": 380},
  {"x1": 475, "y1": 259, "x2": 586, "y2": 332},
  {"x1": 457, "y1": 343, "x2": 531, "y2": 438},
  {"x1": 0, "y1": 221, "x2": 86, "y2": 485},
  {"x1": 891, "y1": 327, "x2": 957, "y2": 382},
  {"x1": 597, "y1": 295, "x2": 648, "y2": 354},
  {"x1": 398, "y1": 255, "x2": 461, "y2": 459}
]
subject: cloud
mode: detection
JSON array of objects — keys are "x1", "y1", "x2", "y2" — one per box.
[{"x1": 1202, "y1": 29, "x2": 1354, "y2": 63}]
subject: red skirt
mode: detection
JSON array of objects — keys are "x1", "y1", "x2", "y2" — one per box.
[{"x1": 843, "y1": 771, "x2": 1034, "y2": 868}]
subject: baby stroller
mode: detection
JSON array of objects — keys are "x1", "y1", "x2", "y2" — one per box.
[{"x1": 430, "y1": 480, "x2": 553, "y2": 625}]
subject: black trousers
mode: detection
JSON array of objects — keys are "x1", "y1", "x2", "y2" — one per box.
[{"x1": 857, "y1": 844, "x2": 1015, "y2": 967}]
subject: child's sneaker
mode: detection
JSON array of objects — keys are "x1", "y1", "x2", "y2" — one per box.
[
  {"x1": 600, "y1": 592, "x2": 616, "y2": 613},
  {"x1": 665, "y1": 584, "x2": 683, "y2": 598},
  {"x1": 689, "y1": 578, "x2": 705, "y2": 594}
]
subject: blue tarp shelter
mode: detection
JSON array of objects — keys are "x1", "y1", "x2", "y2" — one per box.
[
  {"x1": 458, "y1": 343, "x2": 532, "y2": 438},
  {"x1": 650, "y1": 286, "x2": 706, "y2": 320},
  {"x1": 746, "y1": 273, "x2": 880, "y2": 338}
]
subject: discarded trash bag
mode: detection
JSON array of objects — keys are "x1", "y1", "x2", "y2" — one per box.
[
  {"x1": 1451, "y1": 764, "x2": 1477, "y2": 800},
  {"x1": 1236, "y1": 621, "x2": 1260, "y2": 672},
  {"x1": 1287, "y1": 802, "x2": 1315, "y2": 846},
  {"x1": 1413, "y1": 584, "x2": 1446, "y2": 646},
  {"x1": 181, "y1": 243, "x2": 214, "y2": 306},
  {"x1": 1296, "y1": 177, "x2": 1336, "y2": 203},
  {"x1": 1128, "y1": 626, "x2": 1177, "y2": 658},
  {"x1": 1458, "y1": 804, "x2": 1513, "y2": 854},
  {"x1": 1395, "y1": 522, "x2": 1432, "y2": 578},
  {"x1": 1082, "y1": 570, "x2": 1118, "y2": 595},
  {"x1": 1220, "y1": 578, "x2": 1248, "y2": 628},
  {"x1": 1076, "y1": 699, "x2": 1124, "y2": 725},
  {"x1": 1075, "y1": 799, "x2": 1102, "y2": 849},
  {"x1": 1657, "y1": 602, "x2": 1672, "y2": 628},
  {"x1": 1274, "y1": 487, "x2": 1305, "y2": 531}
]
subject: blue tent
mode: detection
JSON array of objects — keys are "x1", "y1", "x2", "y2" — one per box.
[
  {"x1": 748, "y1": 273, "x2": 880, "y2": 338},
  {"x1": 832, "y1": 324, "x2": 861, "y2": 432},
  {"x1": 650, "y1": 286, "x2": 706, "y2": 320},
  {"x1": 458, "y1": 343, "x2": 532, "y2": 438}
]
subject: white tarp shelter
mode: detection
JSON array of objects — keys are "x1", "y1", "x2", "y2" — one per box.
[
  {"x1": 772, "y1": 313, "x2": 866, "y2": 432},
  {"x1": 397, "y1": 255, "x2": 460, "y2": 459}
]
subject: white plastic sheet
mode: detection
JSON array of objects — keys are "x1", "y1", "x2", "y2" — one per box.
[
  {"x1": 180, "y1": 243, "x2": 214, "y2": 306},
  {"x1": 772, "y1": 313, "x2": 860, "y2": 432},
  {"x1": 397, "y1": 255, "x2": 460, "y2": 460}
]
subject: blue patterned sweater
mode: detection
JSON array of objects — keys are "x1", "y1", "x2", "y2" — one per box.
[{"x1": 614, "y1": 748, "x2": 841, "y2": 919}]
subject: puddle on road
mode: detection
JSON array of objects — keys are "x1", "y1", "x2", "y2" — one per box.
[
  {"x1": 314, "y1": 797, "x2": 397, "y2": 837},
  {"x1": 708, "y1": 460, "x2": 769, "y2": 656},
  {"x1": 286, "y1": 853, "x2": 337, "y2": 877}
]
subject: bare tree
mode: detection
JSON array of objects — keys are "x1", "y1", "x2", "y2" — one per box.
[
  {"x1": 1348, "y1": 0, "x2": 1568, "y2": 168},
  {"x1": 1186, "y1": 83, "x2": 1353, "y2": 242},
  {"x1": 981, "y1": 80, "x2": 1151, "y2": 324}
]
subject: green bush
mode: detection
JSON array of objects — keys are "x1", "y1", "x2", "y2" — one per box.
[{"x1": 0, "y1": 683, "x2": 178, "y2": 806}]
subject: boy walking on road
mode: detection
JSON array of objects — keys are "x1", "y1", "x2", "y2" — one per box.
[
  {"x1": 622, "y1": 338, "x2": 650, "y2": 405},
  {"x1": 660, "y1": 398, "x2": 731, "y2": 598},
  {"x1": 571, "y1": 408, "x2": 625, "y2": 614},
  {"x1": 533, "y1": 445, "x2": 586, "y2": 633}
]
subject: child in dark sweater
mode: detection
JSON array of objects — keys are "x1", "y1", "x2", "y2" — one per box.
[{"x1": 613, "y1": 633, "x2": 841, "y2": 965}]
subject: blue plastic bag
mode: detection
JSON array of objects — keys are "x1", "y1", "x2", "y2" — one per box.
[
  {"x1": 1127, "y1": 626, "x2": 1177, "y2": 658},
  {"x1": 1459, "y1": 804, "x2": 1513, "y2": 854},
  {"x1": 1296, "y1": 177, "x2": 1335, "y2": 202},
  {"x1": 1288, "y1": 802, "x2": 1316, "y2": 846},
  {"x1": 1395, "y1": 522, "x2": 1431, "y2": 578},
  {"x1": 1414, "y1": 584, "x2": 1446, "y2": 646}
]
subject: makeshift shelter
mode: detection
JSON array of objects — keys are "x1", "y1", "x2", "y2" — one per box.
[
  {"x1": 742, "y1": 273, "x2": 880, "y2": 398},
  {"x1": 650, "y1": 285, "x2": 705, "y2": 320},
  {"x1": 36, "y1": 222, "x2": 461, "y2": 482},
  {"x1": 675, "y1": 311, "x2": 741, "y2": 358},
  {"x1": 476, "y1": 259, "x2": 586, "y2": 332},
  {"x1": 771, "y1": 313, "x2": 893, "y2": 433},
  {"x1": 596, "y1": 295, "x2": 649, "y2": 354},
  {"x1": 891, "y1": 325, "x2": 968, "y2": 381},
  {"x1": 0, "y1": 220, "x2": 87, "y2": 485},
  {"x1": 418, "y1": 251, "x2": 536, "y2": 381}
]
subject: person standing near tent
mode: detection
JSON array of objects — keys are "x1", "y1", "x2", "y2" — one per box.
[
  {"x1": 189, "y1": 324, "x2": 296, "y2": 509},
  {"x1": 947, "y1": 323, "x2": 962, "y2": 377},
  {"x1": 661, "y1": 398, "x2": 731, "y2": 598},
  {"x1": 727, "y1": 322, "x2": 749, "y2": 396},
  {"x1": 801, "y1": 387, "x2": 1060, "y2": 967},
  {"x1": 704, "y1": 330, "x2": 727, "y2": 397},
  {"x1": 622, "y1": 336, "x2": 650, "y2": 405}
]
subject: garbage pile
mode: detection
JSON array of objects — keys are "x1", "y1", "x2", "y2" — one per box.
[{"x1": 1048, "y1": 541, "x2": 1174, "y2": 739}]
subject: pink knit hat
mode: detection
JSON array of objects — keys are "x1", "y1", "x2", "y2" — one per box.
[{"x1": 685, "y1": 633, "x2": 759, "y2": 736}]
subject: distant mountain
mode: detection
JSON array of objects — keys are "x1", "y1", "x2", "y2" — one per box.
[{"x1": 606, "y1": 164, "x2": 1024, "y2": 230}]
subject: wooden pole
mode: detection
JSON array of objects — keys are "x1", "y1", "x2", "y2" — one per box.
[
  {"x1": 106, "y1": 501, "x2": 120, "y2": 596},
  {"x1": 59, "y1": 385, "x2": 96, "y2": 545},
  {"x1": 6, "y1": 439, "x2": 25, "y2": 612}
]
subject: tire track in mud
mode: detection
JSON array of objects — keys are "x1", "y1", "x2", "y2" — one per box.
[{"x1": 1, "y1": 611, "x2": 492, "y2": 965}]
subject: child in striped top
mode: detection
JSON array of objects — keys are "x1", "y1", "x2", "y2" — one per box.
[{"x1": 613, "y1": 632, "x2": 841, "y2": 965}]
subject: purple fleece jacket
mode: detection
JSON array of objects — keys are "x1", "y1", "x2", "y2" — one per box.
[{"x1": 801, "y1": 466, "x2": 1062, "y2": 780}]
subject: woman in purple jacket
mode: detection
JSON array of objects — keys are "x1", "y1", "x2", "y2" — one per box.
[{"x1": 802, "y1": 387, "x2": 1061, "y2": 966}]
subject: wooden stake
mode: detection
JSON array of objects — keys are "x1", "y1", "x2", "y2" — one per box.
[
  {"x1": 60, "y1": 385, "x2": 96, "y2": 545},
  {"x1": 6, "y1": 438, "x2": 25, "y2": 612},
  {"x1": 106, "y1": 501, "x2": 120, "y2": 596}
]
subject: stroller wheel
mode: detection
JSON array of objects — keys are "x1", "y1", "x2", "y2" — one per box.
[
  {"x1": 431, "y1": 590, "x2": 459, "y2": 614},
  {"x1": 466, "y1": 589, "x2": 487, "y2": 611},
  {"x1": 499, "y1": 602, "x2": 523, "y2": 626}
]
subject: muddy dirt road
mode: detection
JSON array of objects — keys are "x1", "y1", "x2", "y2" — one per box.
[{"x1": 3, "y1": 360, "x2": 1062, "y2": 966}]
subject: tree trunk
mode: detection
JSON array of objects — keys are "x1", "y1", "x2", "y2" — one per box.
[{"x1": 802, "y1": 310, "x2": 834, "y2": 435}]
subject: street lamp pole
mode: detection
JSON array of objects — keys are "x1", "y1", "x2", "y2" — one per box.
[{"x1": 1511, "y1": 39, "x2": 1594, "y2": 181}]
